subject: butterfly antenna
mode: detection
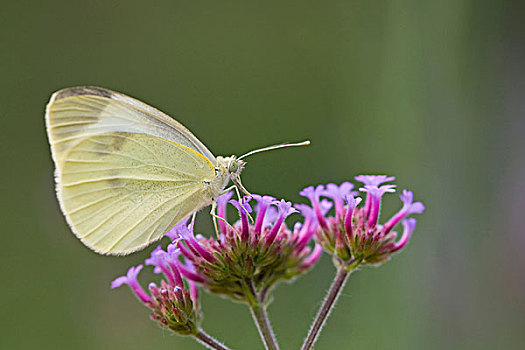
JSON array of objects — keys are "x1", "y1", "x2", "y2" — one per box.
[{"x1": 238, "y1": 140, "x2": 310, "y2": 160}]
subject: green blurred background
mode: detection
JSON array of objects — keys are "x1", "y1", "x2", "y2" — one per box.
[{"x1": 2, "y1": 1, "x2": 524, "y2": 349}]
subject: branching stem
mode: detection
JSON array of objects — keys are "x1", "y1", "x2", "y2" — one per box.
[
  {"x1": 194, "y1": 329, "x2": 231, "y2": 350},
  {"x1": 246, "y1": 281, "x2": 280, "y2": 350},
  {"x1": 301, "y1": 265, "x2": 353, "y2": 350}
]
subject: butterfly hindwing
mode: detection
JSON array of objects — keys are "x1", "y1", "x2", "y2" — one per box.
[{"x1": 57, "y1": 132, "x2": 215, "y2": 255}]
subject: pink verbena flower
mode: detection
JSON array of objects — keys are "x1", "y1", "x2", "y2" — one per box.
[
  {"x1": 174, "y1": 193, "x2": 322, "y2": 303},
  {"x1": 111, "y1": 245, "x2": 200, "y2": 335},
  {"x1": 300, "y1": 175, "x2": 425, "y2": 267}
]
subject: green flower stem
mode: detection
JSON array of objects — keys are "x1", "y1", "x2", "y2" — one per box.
[
  {"x1": 300, "y1": 265, "x2": 354, "y2": 350},
  {"x1": 249, "y1": 303, "x2": 279, "y2": 350},
  {"x1": 246, "y1": 281, "x2": 280, "y2": 350},
  {"x1": 194, "y1": 329, "x2": 232, "y2": 350}
]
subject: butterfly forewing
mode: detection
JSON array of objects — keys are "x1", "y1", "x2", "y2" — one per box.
[{"x1": 46, "y1": 86, "x2": 216, "y2": 165}]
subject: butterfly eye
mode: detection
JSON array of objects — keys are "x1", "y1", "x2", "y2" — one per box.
[
  {"x1": 214, "y1": 167, "x2": 219, "y2": 175},
  {"x1": 228, "y1": 160, "x2": 239, "y2": 174}
]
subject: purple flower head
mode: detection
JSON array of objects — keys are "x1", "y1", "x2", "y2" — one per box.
[
  {"x1": 111, "y1": 243, "x2": 202, "y2": 334},
  {"x1": 160, "y1": 192, "x2": 320, "y2": 303},
  {"x1": 111, "y1": 265, "x2": 151, "y2": 304},
  {"x1": 303, "y1": 175, "x2": 424, "y2": 267}
]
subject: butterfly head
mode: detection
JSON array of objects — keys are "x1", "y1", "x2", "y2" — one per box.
[
  {"x1": 215, "y1": 156, "x2": 248, "y2": 196},
  {"x1": 227, "y1": 156, "x2": 246, "y2": 177}
]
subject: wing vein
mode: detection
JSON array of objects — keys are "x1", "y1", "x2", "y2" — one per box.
[
  {"x1": 72, "y1": 192, "x2": 135, "y2": 226},
  {"x1": 106, "y1": 189, "x2": 197, "y2": 250}
]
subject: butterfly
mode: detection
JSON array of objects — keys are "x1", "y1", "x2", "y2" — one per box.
[{"x1": 45, "y1": 86, "x2": 308, "y2": 255}]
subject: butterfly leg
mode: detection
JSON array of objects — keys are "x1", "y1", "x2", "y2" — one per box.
[
  {"x1": 209, "y1": 201, "x2": 235, "y2": 238},
  {"x1": 233, "y1": 176, "x2": 252, "y2": 198},
  {"x1": 210, "y1": 201, "x2": 220, "y2": 238},
  {"x1": 220, "y1": 185, "x2": 236, "y2": 195},
  {"x1": 191, "y1": 211, "x2": 197, "y2": 226},
  {"x1": 218, "y1": 184, "x2": 255, "y2": 225}
]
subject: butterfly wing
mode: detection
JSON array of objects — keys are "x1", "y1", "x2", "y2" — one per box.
[
  {"x1": 56, "y1": 132, "x2": 215, "y2": 255},
  {"x1": 46, "y1": 86, "x2": 216, "y2": 166},
  {"x1": 45, "y1": 87, "x2": 218, "y2": 255}
]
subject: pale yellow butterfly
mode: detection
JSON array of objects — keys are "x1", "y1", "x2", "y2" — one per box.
[{"x1": 45, "y1": 86, "x2": 309, "y2": 255}]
